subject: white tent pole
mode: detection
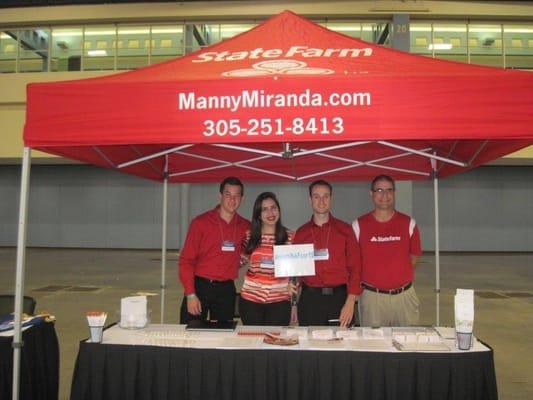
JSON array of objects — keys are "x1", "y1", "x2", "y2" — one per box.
[
  {"x1": 12, "y1": 147, "x2": 32, "y2": 400},
  {"x1": 160, "y1": 156, "x2": 169, "y2": 323},
  {"x1": 378, "y1": 140, "x2": 467, "y2": 167},
  {"x1": 180, "y1": 183, "x2": 190, "y2": 250},
  {"x1": 432, "y1": 164, "x2": 441, "y2": 326},
  {"x1": 117, "y1": 144, "x2": 193, "y2": 169}
]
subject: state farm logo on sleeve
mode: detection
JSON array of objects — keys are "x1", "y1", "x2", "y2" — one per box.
[
  {"x1": 370, "y1": 236, "x2": 401, "y2": 242},
  {"x1": 222, "y1": 60, "x2": 334, "y2": 77}
]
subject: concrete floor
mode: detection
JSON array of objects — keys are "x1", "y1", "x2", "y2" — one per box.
[{"x1": 1, "y1": 248, "x2": 532, "y2": 400}]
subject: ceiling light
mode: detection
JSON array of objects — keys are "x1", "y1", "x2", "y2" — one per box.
[
  {"x1": 53, "y1": 31, "x2": 82, "y2": 37},
  {"x1": 428, "y1": 43, "x2": 453, "y2": 50},
  {"x1": 330, "y1": 26, "x2": 362, "y2": 32},
  {"x1": 410, "y1": 26, "x2": 431, "y2": 32},
  {"x1": 118, "y1": 29, "x2": 149, "y2": 35},
  {"x1": 503, "y1": 28, "x2": 533, "y2": 33},
  {"x1": 85, "y1": 30, "x2": 116, "y2": 36},
  {"x1": 87, "y1": 49, "x2": 107, "y2": 56},
  {"x1": 151, "y1": 28, "x2": 183, "y2": 34},
  {"x1": 433, "y1": 27, "x2": 467, "y2": 33},
  {"x1": 469, "y1": 28, "x2": 501, "y2": 33}
]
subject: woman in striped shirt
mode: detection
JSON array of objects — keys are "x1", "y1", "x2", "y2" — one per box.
[{"x1": 239, "y1": 192, "x2": 293, "y2": 326}]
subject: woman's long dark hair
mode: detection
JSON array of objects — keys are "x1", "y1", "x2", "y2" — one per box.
[{"x1": 245, "y1": 192, "x2": 288, "y2": 253}]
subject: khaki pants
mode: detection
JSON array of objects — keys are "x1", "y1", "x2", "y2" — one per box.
[{"x1": 359, "y1": 286, "x2": 419, "y2": 327}]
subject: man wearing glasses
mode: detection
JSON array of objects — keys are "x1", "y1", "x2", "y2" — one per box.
[
  {"x1": 352, "y1": 175, "x2": 422, "y2": 327},
  {"x1": 179, "y1": 177, "x2": 250, "y2": 324}
]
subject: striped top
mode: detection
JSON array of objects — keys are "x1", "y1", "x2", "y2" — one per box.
[{"x1": 240, "y1": 230, "x2": 293, "y2": 304}]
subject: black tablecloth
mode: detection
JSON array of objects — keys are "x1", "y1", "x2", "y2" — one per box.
[
  {"x1": 71, "y1": 341, "x2": 497, "y2": 400},
  {"x1": 0, "y1": 321, "x2": 59, "y2": 400}
]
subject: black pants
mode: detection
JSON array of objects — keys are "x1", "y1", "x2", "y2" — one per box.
[
  {"x1": 179, "y1": 276, "x2": 236, "y2": 324},
  {"x1": 239, "y1": 296, "x2": 291, "y2": 326},
  {"x1": 297, "y1": 284, "x2": 348, "y2": 326}
]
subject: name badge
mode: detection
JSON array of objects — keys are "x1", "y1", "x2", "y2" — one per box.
[
  {"x1": 260, "y1": 258, "x2": 274, "y2": 269},
  {"x1": 221, "y1": 240, "x2": 236, "y2": 252},
  {"x1": 314, "y1": 248, "x2": 329, "y2": 261}
]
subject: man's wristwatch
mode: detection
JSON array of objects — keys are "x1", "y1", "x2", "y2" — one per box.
[{"x1": 186, "y1": 293, "x2": 197, "y2": 300}]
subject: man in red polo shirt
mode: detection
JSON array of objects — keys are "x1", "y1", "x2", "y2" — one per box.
[
  {"x1": 353, "y1": 174, "x2": 422, "y2": 327},
  {"x1": 178, "y1": 177, "x2": 250, "y2": 324},
  {"x1": 294, "y1": 180, "x2": 361, "y2": 327}
]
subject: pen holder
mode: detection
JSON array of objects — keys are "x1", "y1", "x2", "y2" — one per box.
[{"x1": 89, "y1": 325, "x2": 104, "y2": 343}]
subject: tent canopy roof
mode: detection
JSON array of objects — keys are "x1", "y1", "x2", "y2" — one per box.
[{"x1": 24, "y1": 11, "x2": 533, "y2": 182}]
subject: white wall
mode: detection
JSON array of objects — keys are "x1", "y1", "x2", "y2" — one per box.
[{"x1": 0, "y1": 164, "x2": 532, "y2": 251}]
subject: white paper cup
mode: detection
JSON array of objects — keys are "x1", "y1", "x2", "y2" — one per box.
[
  {"x1": 89, "y1": 325, "x2": 104, "y2": 343},
  {"x1": 456, "y1": 331, "x2": 472, "y2": 350}
]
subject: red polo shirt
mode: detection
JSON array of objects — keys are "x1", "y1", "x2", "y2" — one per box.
[
  {"x1": 353, "y1": 211, "x2": 422, "y2": 290},
  {"x1": 294, "y1": 214, "x2": 362, "y2": 295},
  {"x1": 178, "y1": 206, "x2": 250, "y2": 295}
]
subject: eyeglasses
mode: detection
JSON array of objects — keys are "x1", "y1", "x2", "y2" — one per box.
[{"x1": 372, "y1": 188, "x2": 395, "y2": 194}]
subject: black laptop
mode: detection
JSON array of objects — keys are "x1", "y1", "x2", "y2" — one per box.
[{"x1": 185, "y1": 319, "x2": 237, "y2": 332}]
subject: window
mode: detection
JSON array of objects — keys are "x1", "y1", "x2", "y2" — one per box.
[
  {"x1": 151, "y1": 24, "x2": 183, "y2": 63},
  {"x1": 504, "y1": 24, "x2": 533, "y2": 69},
  {"x1": 18, "y1": 28, "x2": 49, "y2": 72},
  {"x1": 127, "y1": 39, "x2": 139, "y2": 49},
  {"x1": 433, "y1": 23, "x2": 467, "y2": 63},
  {"x1": 3, "y1": 18, "x2": 532, "y2": 73},
  {"x1": 0, "y1": 31, "x2": 17, "y2": 73},
  {"x1": 450, "y1": 37, "x2": 461, "y2": 47},
  {"x1": 118, "y1": 26, "x2": 149, "y2": 69},
  {"x1": 410, "y1": 23, "x2": 431, "y2": 55},
  {"x1": 51, "y1": 27, "x2": 82, "y2": 72},
  {"x1": 415, "y1": 37, "x2": 428, "y2": 46},
  {"x1": 159, "y1": 39, "x2": 172, "y2": 48},
  {"x1": 326, "y1": 22, "x2": 363, "y2": 39},
  {"x1": 469, "y1": 24, "x2": 502, "y2": 67},
  {"x1": 84, "y1": 26, "x2": 115, "y2": 71}
]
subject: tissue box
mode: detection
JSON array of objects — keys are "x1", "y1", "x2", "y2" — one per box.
[{"x1": 120, "y1": 296, "x2": 149, "y2": 329}]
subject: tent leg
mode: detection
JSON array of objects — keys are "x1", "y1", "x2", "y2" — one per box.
[
  {"x1": 180, "y1": 183, "x2": 190, "y2": 249},
  {"x1": 160, "y1": 173, "x2": 168, "y2": 323},
  {"x1": 433, "y1": 174, "x2": 441, "y2": 326},
  {"x1": 12, "y1": 147, "x2": 31, "y2": 400}
]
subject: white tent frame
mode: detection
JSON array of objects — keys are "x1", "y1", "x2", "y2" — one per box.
[{"x1": 12, "y1": 139, "x2": 478, "y2": 399}]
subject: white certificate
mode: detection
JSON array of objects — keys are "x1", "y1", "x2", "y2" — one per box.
[{"x1": 273, "y1": 244, "x2": 316, "y2": 277}]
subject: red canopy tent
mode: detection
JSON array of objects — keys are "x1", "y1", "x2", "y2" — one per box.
[
  {"x1": 11, "y1": 11, "x2": 533, "y2": 399},
  {"x1": 23, "y1": 11, "x2": 533, "y2": 182}
]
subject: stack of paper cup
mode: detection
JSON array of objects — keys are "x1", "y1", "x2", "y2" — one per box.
[{"x1": 86, "y1": 311, "x2": 107, "y2": 343}]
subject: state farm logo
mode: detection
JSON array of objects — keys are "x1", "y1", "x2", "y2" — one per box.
[
  {"x1": 222, "y1": 60, "x2": 334, "y2": 77},
  {"x1": 370, "y1": 236, "x2": 401, "y2": 242}
]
